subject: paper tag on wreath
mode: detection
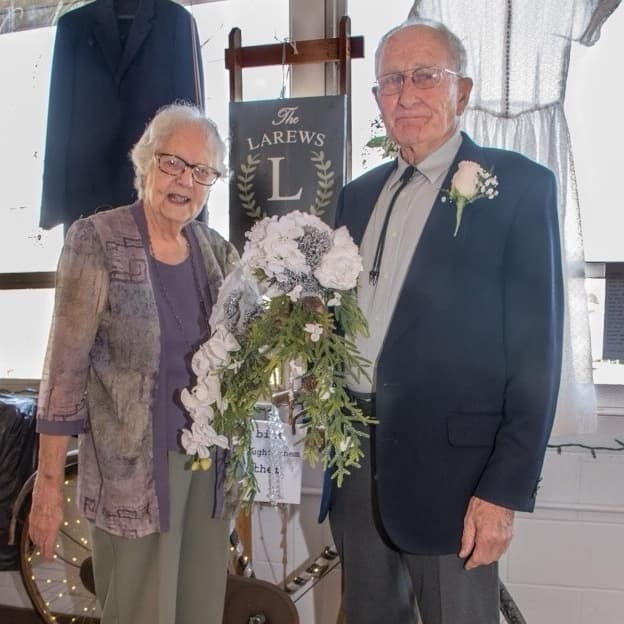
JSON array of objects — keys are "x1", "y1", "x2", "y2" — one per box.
[{"x1": 252, "y1": 421, "x2": 305, "y2": 505}]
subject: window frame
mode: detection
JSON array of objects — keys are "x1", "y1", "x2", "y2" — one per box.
[{"x1": 0, "y1": 0, "x2": 313, "y2": 389}]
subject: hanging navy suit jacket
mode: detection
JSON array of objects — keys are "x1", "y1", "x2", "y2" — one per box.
[
  {"x1": 40, "y1": 0, "x2": 204, "y2": 229},
  {"x1": 319, "y1": 133, "x2": 564, "y2": 555}
]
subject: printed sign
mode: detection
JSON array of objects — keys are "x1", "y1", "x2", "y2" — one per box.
[
  {"x1": 251, "y1": 420, "x2": 306, "y2": 505},
  {"x1": 229, "y1": 95, "x2": 347, "y2": 251}
]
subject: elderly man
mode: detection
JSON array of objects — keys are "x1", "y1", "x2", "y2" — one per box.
[{"x1": 319, "y1": 17, "x2": 563, "y2": 624}]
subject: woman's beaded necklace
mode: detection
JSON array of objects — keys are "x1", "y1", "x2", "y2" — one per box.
[{"x1": 148, "y1": 232, "x2": 210, "y2": 348}]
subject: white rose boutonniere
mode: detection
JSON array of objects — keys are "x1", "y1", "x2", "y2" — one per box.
[{"x1": 442, "y1": 160, "x2": 499, "y2": 237}]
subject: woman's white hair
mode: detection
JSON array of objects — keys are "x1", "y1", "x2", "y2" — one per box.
[
  {"x1": 374, "y1": 17, "x2": 468, "y2": 77},
  {"x1": 130, "y1": 102, "x2": 226, "y2": 200}
]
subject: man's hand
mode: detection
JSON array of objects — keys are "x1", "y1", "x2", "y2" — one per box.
[
  {"x1": 28, "y1": 477, "x2": 64, "y2": 561},
  {"x1": 459, "y1": 496, "x2": 514, "y2": 570}
]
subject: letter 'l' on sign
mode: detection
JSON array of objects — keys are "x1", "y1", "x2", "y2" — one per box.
[{"x1": 267, "y1": 157, "x2": 303, "y2": 201}]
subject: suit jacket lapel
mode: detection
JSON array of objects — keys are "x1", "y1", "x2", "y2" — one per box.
[
  {"x1": 382, "y1": 133, "x2": 484, "y2": 350},
  {"x1": 117, "y1": 0, "x2": 156, "y2": 82},
  {"x1": 92, "y1": 0, "x2": 123, "y2": 77}
]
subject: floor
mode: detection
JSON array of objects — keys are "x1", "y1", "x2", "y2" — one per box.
[
  {"x1": 0, "y1": 568, "x2": 32, "y2": 612},
  {"x1": 0, "y1": 603, "x2": 40, "y2": 623},
  {"x1": 1, "y1": 568, "x2": 301, "y2": 624}
]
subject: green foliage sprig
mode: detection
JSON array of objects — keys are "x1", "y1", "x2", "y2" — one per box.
[{"x1": 213, "y1": 290, "x2": 373, "y2": 503}]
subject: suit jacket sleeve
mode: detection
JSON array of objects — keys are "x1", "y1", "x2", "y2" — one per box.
[
  {"x1": 40, "y1": 14, "x2": 76, "y2": 229},
  {"x1": 474, "y1": 167, "x2": 563, "y2": 511},
  {"x1": 174, "y1": 9, "x2": 204, "y2": 108}
]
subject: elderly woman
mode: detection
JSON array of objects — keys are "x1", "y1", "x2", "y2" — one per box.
[{"x1": 28, "y1": 103, "x2": 239, "y2": 623}]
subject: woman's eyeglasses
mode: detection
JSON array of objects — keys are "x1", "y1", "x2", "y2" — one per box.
[{"x1": 155, "y1": 153, "x2": 221, "y2": 186}]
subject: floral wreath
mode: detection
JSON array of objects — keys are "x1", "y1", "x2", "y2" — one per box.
[{"x1": 181, "y1": 210, "x2": 373, "y2": 503}]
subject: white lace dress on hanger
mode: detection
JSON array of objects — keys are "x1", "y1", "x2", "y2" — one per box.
[{"x1": 410, "y1": 0, "x2": 621, "y2": 434}]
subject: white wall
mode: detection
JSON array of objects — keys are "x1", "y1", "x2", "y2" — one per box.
[{"x1": 247, "y1": 416, "x2": 624, "y2": 624}]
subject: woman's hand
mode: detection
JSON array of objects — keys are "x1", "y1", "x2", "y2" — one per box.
[
  {"x1": 28, "y1": 434, "x2": 71, "y2": 560},
  {"x1": 29, "y1": 477, "x2": 64, "y2": 560}
]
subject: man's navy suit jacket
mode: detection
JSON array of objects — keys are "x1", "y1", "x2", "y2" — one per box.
[
  {"x1": 319, "y1": 133, "x2": 564, "y2": 555},
  {"x1": 40, "y1": 0, "x2": 204, "y2": 230}
]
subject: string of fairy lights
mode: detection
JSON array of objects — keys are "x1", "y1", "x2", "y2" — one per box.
[
  {"x1": 547, "y1": 438, "x2": 624, "y2": 457},
  {"x1": 24, "y1": 474, "x2": 100, "y2": 622}
]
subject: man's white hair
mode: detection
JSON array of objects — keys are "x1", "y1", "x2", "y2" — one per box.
[{"x1": 374, "y1": 17, "x2": 468, "y2": 77}]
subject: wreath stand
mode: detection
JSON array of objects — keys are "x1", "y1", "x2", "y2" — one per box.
[{"x1": 224, "y1": 16, "x2": 363, "y2": 624}]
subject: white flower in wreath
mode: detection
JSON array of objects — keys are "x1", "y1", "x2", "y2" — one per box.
[
  {"x1": 190, "y1": 347, "x2": 212, "y2": 376},
  {"x1": 266, "y1": 241, "x2": 308, "y2": 279},
  {"x1": 290, "y1": 210, "x2": 333, "y2": 234},
  {"x1": 180, "y1": 388, "x2": 215, "y2": 419},
  {"x1": 208, "y1": 326, "x2": 241, "y2": 361},
  {"x1": 193, "y1": 342, "x2": 221, "y2": 371},
  {"x1": 266, "y1": 212, "x2": 305, "y2": 240},
  {"x1": 304, "y1": 322, "x2": 324, "y2": 342},
  {"x1": 287, "y1": 284, "x2": 303, "y2": 302},
  {"x1": 288, "y1": 358, "x2": 307, "y2": 379},
  {"x1": 250, "y1": 232, "x2": 308, "y2": 281},
  {"x1": 195, "y1": 376, "x2": 221, "y2": 404},
  {"x1": 339, "y1": 436, "x2": 353, "y2": 453},
  {"x1": 186, "y1": 328, "x2": 239, "y2": 415},
  {"x1": 319, "y1": 385, "x2": 335, "y2": 401},
  {"x1": 228, "y1": 359, "x2": 243, "y2": 372},
  {"x1": 314, "y1": 226, "x2": 363, "y2": 290},
  {"x1": 442, "y1": 160, "x2": 499, "y2": 237},
  {"x1": 180, "y1": 420, "x2": 229, "y2": 460},
  {"x1": 245, "y1": 215, "x2": 276, "y2": 243},
  {"x1": 199, "y1": 344, "x2": 226, "y2": 370}
]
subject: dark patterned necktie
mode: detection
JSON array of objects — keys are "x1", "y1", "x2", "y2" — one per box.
[{"x1": 369, "y1": 165, "x2": 416, "y2": 285}]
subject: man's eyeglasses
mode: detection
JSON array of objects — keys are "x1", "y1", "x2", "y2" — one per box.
[
  {"x1": 155, "y1": 153, "x2": 221, "y2": 186},
  {"x1": 374, "y1": 66, "x2": 461, "y2": 96}
]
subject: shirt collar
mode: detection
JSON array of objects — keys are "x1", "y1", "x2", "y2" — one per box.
[{"x1": 391, "y1": 130, "x2": 463, "y2": 188}]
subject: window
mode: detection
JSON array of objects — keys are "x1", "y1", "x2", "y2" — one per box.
[
  {"x1": 189, "y1": 0, "x2": 290, "y2": 237},
  {"x1": 348, "y1": 5, "x2": 408, "y2": 180},
  {"x1": 566, "y1": 7, "x2": 624, "y2": 400},
  {"x1": 0, "y1": 0, "x2": 288, "y2": 381},
  {"x1": 0, "y1": 26, "x2": 59, "y2": 380}
]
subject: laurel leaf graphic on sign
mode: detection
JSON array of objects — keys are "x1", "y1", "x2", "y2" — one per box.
[
  {"x1": 237, "y1": 153, "x2": 264, "y2": 220},
  {"x1": 309, "y1": 150, "x2": 335, "y2": 216}
]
